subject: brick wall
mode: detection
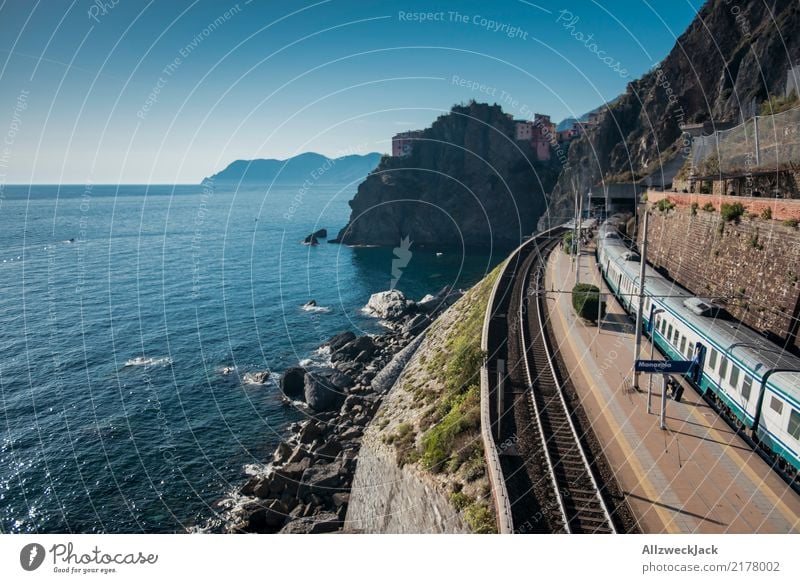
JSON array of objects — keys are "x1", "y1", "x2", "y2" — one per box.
[
  {"x1": 646, "y1": 190, "x2": 800, "y2": 222},
  {"x1": 639, "y1": 204, "x2": 800, "y2": 351}
]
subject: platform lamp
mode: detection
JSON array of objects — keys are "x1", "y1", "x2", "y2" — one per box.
[{"x1": 647, "y1": 308, "x2": 665, "y2": 414}]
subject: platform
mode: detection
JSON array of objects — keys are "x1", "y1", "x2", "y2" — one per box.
[{"x1": 544, "y1": 242, "x2": 800, "y2": 533}]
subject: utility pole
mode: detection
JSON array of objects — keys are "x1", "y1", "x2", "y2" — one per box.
[
  {"x1": 633, "y1": 208, "x2": 649, "y2": 391},
  {"x1": 753, "y1": 115, "x2": 761, "y2": 167},
  {"x1": 660, "y1": 375, "x2": 668, "y2": 430},
  {"x1": 647, "y1": 308, "x2": 664, "y2": 414},
  {"x1": 575, "y1": 192, "x2": 583, "y2": 285},
  {"x1": 572, "y1": 188, "x2": 579, "y2": 268}
]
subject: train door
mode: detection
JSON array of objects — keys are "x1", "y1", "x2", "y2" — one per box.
[{"x1": 691, "y1": 343, "x2": 706, "y2": 384}]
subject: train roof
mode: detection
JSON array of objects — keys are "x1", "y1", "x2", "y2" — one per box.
[{"x1": 599, "y1": 229, "x2": 800, "y2": 389}]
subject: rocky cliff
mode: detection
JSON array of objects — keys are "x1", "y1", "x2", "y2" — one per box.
[
  {"x1": 333, "y1": 102, "x2": 561, "y2": 248},
  {"x1": 546, "y1": 0, "x2": 800, "y2": 223}
]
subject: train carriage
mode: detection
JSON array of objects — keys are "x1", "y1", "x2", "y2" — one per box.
[{"x1": 596, "y1": 223, "x2": 800, "y2": 477}]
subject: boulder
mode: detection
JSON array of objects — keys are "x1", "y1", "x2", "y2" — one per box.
[
  {"x1": 279, "y1": 366, "x2": 306, "y2": 400},
  {"x1": 272, "y1": 442, "x2": 292, "y2": 464},
  {"x1": 243, "y1": 370, "x2": 272, "y2": 384},
  {"x1": 322, "y1": 331, "x2": 356, "y2": 352},
  {"x1": 330, "y1": 335, "x2": 375, "y2": 362},
  {"x1": 303, "y1": 370, "x2": 346, "y2": 411},
  {"x1": 279, "y1": 512, "x2": 341, "y2": 534},
  {"x1": 312, "y1": 228, "x2": 327, "y2": 239},
  {"x1": 303, "y1": 234, "x2": 319, "y2": 245},
  {"x1": 364, "y1": 290, "x2": 413, "y2": 320},
  {"x1": 298, "y1": 464, "x2": 344, "y2": 498}
]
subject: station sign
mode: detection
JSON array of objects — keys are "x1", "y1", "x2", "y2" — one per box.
[{"x1": 634, "y1": 359, "x2": 694, "y2": 374}]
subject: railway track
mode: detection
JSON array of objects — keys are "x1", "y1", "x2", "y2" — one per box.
[{"x1": 490, "y1": 234, "x2": 620, "y2": 533}]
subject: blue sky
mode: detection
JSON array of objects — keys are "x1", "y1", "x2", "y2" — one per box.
[{"x1": 0, "y1": 0, "x2": 705, "y2": 183}]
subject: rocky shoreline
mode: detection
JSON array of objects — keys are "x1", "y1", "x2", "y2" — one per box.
[{"x1": 223, "y1": 286, "x2": 463, "y2": 533}]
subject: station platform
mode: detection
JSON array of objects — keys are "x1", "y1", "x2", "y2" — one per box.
[{"x1": 544, "y1": 242, "x2": 800, "y2": 533}]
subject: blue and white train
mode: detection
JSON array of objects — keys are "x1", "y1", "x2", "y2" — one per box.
[{"x1": 597, "y1": 221, "x2": 800, "y2": 478}]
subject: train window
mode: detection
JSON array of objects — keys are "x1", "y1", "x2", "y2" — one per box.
[
  {"x1": 719, "y1": 357, "x2": 728, "y2": 379},
  {"x1": 741, "y1": 375, "x2": 752, "y2": 400},
  {"x1": 708, "y1": 348, "x2": 718, "y2": 370},
  {"x1": 770, "y1": 396, "x2": 783, "y2": 415},
  {"x1": 688, "y1": 343, "x2": 695, "y2": 358},
  {"x1": 729, "y1": 366, "x2": 740, "y2": 390},
  {"x1": 660, "y1": 319, "x2": 667, "y2": 334},
  {"x1": 788, "y1": 410, "x2": 800, "y2": 440},
  {"x1": 680, "y1": 336, "x2": 687, "y2": 355},
  {"x1": 667, "y1": 324, "x2": 673, "y2": 343}
]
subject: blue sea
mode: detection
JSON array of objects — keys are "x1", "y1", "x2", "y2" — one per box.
[{"x1": 0, "y1": 183, "x2": 500, "y2": 533}]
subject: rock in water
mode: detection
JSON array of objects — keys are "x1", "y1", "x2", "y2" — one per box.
[
  {"x1": 303, "y1": 234, "x2": 319, "y2": 245},
  {"x1": 303, "y1": 370, "x2": 346, "y2": 411},
  {"x1": 330, "y1": 335, "x2": 375, "y2": 363},
  {"x1": 312, "y1": 228, "x2": 327, "y2": 239},
  {"x1": 364, "y1": 290, "x2": 412, "y2": 320},
  {"x1": 280, "y1": 366, "x2": 307, "y2": 399}
]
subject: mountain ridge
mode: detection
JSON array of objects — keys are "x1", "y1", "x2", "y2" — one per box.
[{"x1": 203, "y1": 152, "x2": 382, "y2": 184}]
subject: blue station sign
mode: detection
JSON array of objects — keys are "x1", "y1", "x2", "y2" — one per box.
[{"x1": 635, "y1": 359, "x2": 694, "y2": 374}]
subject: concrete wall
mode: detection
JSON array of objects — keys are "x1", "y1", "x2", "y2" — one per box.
[
  {"x1": 640, "y1": 202, "x2": 800, "y2": 351},
  {"x1": 646, "y1": 190, "x2": 800, "y2": 221},
  {"x1": 345, "y1": 427, "x2": 469, "y2": 533}
]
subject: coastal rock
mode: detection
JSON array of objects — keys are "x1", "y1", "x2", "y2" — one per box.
[
  {"x1": 242, "y1": 370, "x2": 272, "y2": 385},
  {"x1": 273, "y1": 442, "x2": 292, "y2": 464},
  {"x1": 330, "y1": 335, "x2": 375, "y2": 363},
  {"x1": 279, "y1": 512, "x2": 341, "y2": 534},
  {"x1": 303, "y1": 368, "x2": 354, "y2": 411},
  {"x1": 279, "y1": 366, "x2": 307, "y2": 400},
  {"x1": 311, "y1": 228, "x2": 327, "y2": 239},
  {"x1": 323, "y1": 331, "x2": 356, "y2": 352},
  {"x1": 364, "y1": 290, "x2": 413, "y2": 320},
  {"x1": 298, "y1": 464, "x2": 344, "y2": 498},
  {"x1": 303, "y1": 234, "x2": 319, "y2": 246}
]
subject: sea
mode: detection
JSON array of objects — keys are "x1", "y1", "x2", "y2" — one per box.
[{"x1": 0, "y1": 183, "x2": 502, "y2": 533}]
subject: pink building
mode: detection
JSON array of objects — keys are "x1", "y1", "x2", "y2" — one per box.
[
  {"x1": 392, "y1": 130, "x2": 423, "y2": 157},
  {"x1": 514, "y1": 113, "x2": 554, "y2": 161}
]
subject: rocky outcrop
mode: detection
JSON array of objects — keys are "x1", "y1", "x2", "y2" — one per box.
[
  {"x1": 224, "y1": 287, "x2": 464, "y2": 534},
  {"x1": 364, "y1": 290, "x2": 413, "y2": 320},
  {"x1": 333, "y1": 102, "x2": 561, "y2": 248},
  {"x1": 203, "y1": 152, "x2": 381, "y2": 185},
  {"x1": 546, "y1": 0, "x2": 800, "y2": 223}
]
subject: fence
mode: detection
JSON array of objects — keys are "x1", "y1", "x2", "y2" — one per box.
[{"x1": 691, "y1": 107, "x2": 800, "y2": 177}]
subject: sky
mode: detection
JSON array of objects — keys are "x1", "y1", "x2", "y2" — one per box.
[{"x1": 0, "y1": 0, "x2": 706, "y2": 184}]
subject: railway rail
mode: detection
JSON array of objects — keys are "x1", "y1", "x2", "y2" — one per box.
[{"x1": 483, "y1": 229, "x2": 626, "y2": 533}]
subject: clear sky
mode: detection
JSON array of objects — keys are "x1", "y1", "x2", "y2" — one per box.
[{"x1": 0, "y1": 0, "x2": 705, "y2": 184}]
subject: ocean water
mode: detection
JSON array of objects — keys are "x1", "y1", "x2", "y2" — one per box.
[{"x1": 0, "y1": 183, "x2": 501, "y2": 533}]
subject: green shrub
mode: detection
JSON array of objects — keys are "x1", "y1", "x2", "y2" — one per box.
[
  {"x1": 702, "y1": 202, "x2": 715, "y2": 212},
  {"x1": 571, "y1": 283, "x2": 606, "y2": 321},
  {"x1": 720, "y1": 202, "x2": 745, "y2": 223},
  {"x1": 783, "y1": 218, "x2": 799, "y2": 229},
  {"x1": 464, "y1": 502, "x2": 496, "y2": 534},
  {"x1": 654, "y1": 198, "x2": 675, "y2": 213},
  {"x1": 690, "y1": 202, "x2": 699, "y2": 216},
  {"x1": 449, "y1": 491, "x2": 472, "y2": 511},
  {"x1": 420, "y1": 386, "x2": 481, "y2": 473},
  {"x1": 761, "y1": 207, "x2": 772, "y2": 220}
]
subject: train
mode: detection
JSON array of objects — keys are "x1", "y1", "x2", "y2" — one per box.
[{"x1": 596, "y1": 220, "x2": 800, "y2": 479}]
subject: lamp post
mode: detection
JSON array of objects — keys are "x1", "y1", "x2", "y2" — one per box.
[{"x1": 648, "y1": 308, "x2": 665, "y2": 414}]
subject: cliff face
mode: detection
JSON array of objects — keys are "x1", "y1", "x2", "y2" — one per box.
[
  {"x1": 546, "y1": 0, "x2": 800, "y2": 223},
  {"x1": 334, "y1": 102, "x2": 561, "y2": 248}
]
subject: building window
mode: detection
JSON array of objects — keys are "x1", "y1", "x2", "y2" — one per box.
[
  {"x1": 770, "y1": 396, "x2": 783, "y2": 415},
  {"x1": 788, "y1": 409, "x2": 800, "y2": 440},
  {"x1": 708, "y1": 348, "x2": 718, "y2": 370}
]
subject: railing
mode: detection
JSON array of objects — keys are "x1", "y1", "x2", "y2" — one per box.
[
  {"x1": 691, "y1": 107, "x2": 800, "y2": 176},
  {"x1": 480, "y1": 225, "x2": 565, "y2": 534}
]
